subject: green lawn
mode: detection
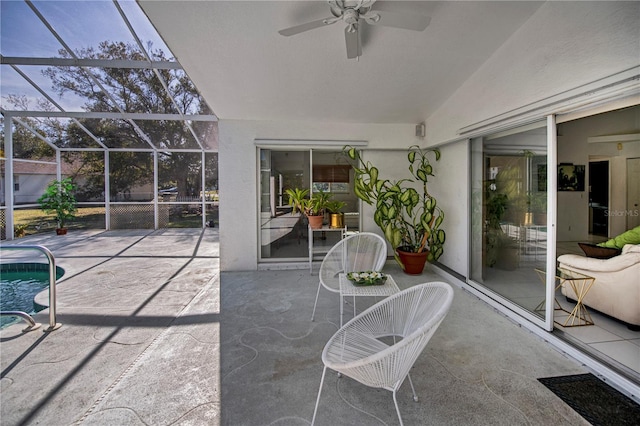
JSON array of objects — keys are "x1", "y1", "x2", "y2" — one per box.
[
  {"x1": 13, "y1": 207, "x2": 106, "y2": 236},
  {"x1": 11, "y1": 206, "x2": 214, "y2": 237}
]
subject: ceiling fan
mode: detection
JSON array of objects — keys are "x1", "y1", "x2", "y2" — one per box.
[{"x1": 278, "y1": 0, "x2": 430, "y2": 59}]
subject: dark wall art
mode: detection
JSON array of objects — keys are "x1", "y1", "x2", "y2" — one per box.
[{"x1": 558, "y1": 164, "x2": 585, "y2": 191}]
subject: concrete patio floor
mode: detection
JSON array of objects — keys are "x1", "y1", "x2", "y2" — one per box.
[{"x1": 1, "y1": 229, "x2": 593, "y2": 425}]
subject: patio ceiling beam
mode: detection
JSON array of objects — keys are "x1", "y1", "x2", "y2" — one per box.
[
  {"x1": 0, "y1": 56, "x2": 182, "y2": 70},
  {"x1": 114, "y1": 0, "x2": 207, "y2": 151},
  {"x1": 9, "y1": 64, "x2": 110, "y2": 150},
  {"x1": 3, "y1": 110, "x2": 216, "y2": 121},
  {"x1": 26, "y1": 0, "x2": 156, "y2": 151}
]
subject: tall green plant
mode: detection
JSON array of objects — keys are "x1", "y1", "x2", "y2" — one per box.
[
  {"x1": 37, "y1": 178, "x2": 77, "y2": 229},
  {"x1": 344, "y1": 145, "x2": 446, "y2": 264},
  {"x1": 284, "y1": 188, "x2": 332, "y2": 216}
]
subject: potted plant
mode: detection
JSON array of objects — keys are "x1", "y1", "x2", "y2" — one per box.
[
  {"x1": 531, "y1": 193, "x2": 547, "y2": 226},
  {"x1": 485, "y1": 182, "x2": 519, "y2": 269},
  {"x1": 344, "y1": 145, "x2": 446, "y2": 274},
  {"x1": 326, "y1": 199, "x2": 346, "y2": 229},
  {"x1": 37, "y1": 178, "x2": 77, "y2": 235},
  {"x1": 285, "y1": 188, "x2": 332, "y2": 229},
  {"x1": 14, "y1": 223, "x2": 28, "y2": 238}
]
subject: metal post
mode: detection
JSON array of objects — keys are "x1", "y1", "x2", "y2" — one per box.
[
  {"x1": 5, "y1": 113, "x2": 15, "y2": 240},
  {"x1": 45, "y1": 246, "x2": 61, "y2": 331},
  {"x1": 104, "y1": 151, "x2": 110, "y2": 230},
  {"x1": 56, "y1": 149, "x2": 61, "y2": 181},
  {"x1": 201, "y1": 151, "x2": 206, "y2": 228},
  {"x1": 0, "y1": 245, "x2": 61, "y2": 332}
]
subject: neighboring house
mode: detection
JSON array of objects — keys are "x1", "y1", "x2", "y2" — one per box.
[
  {"x1": 8, "y1": 160, "x2": 74, "y2": 205},
  {"x1": 3, "y1": 159, "x2": 155, "y2": 205}
]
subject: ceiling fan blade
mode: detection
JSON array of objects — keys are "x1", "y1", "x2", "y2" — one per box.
[
  {"x1": 345, "y1": 25, "x2": 361, "y2": 59},
  {"x1": 369, "y1": 11, "x2": 430, "y2": 31},
  {"x1": 278, "y1": 17, "x2": 334, "y2": 36}
]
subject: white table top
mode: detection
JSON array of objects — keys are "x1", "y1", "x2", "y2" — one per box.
[{"x1": 339, "y1": 273, "x2": 400, "y2": 297}]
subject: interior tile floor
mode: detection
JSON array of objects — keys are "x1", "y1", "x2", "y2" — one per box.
[{"x1": 554, "y1": 239, "x2": 640, "y2": 380}]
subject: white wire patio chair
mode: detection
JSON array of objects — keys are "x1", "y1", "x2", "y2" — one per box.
[
  {"x1": 311, "y1": 282, "x2": 455, "y2": 426},
  {"x1": 311, "y1": 232, "x2": 388, "y2": 321}
]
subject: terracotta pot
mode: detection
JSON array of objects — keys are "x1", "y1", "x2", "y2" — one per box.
[
  {"x1": 307, "y1": 214, "x2": 324, "y2": 229},
  {"x1": 56, "y1": 228, "x2": 68, "y2": 235},
  {"x1": 534, "y1": 213, "x2": 547, "y2": 226},
  {"x1": 396, "y1": 247, "x2": 429, "y2": 275}
]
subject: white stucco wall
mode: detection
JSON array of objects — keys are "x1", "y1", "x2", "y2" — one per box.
[
  {"x1": 218, "y1": 120, "x2": 425, "y2": 271},
  {"x1": 425, "y1": 1, "x2": 640, "y2": 145}
]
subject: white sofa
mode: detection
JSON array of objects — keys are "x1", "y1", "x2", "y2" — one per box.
[{"x1": 557, "y1": 244, "x2": 640, "y2": 328}]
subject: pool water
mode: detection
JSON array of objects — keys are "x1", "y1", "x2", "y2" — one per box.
[{"x1": 1, "y1": 264, "x2": 65, "y2": 328}]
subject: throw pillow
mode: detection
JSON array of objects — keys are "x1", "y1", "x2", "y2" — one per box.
[
  {"x1": 578, "y1": 242, "x2": 621, "y2": 259},
  {"x1": 597, "y1": 226, "x2": 640, "y2": 249}
]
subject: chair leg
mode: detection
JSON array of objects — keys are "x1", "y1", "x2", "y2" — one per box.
[
  {"x1": 311, "y1": 366, "x2": 328, "y2": 426},
  {"x1": 352, "y1": 295, "x2": 356, "y2": 318},
  {"x1": 406, "y1": 373, "x2": 418, "y2": 402},
  {"x1": 311, "y1": 281, "x2": 323, "y2": 321},
  {"x1": 392, "y1": 389, "x2": 404, "y2": 426}
]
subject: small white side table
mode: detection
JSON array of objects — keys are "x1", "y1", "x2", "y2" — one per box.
[
  {"x1": 308, "y1": 225, "x2": 346, "y2": 273},
  {"x1": 338, "y1": 273, "x2": 400, "y2": 327}
]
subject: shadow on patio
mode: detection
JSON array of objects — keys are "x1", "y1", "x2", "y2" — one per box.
[{"x1": 1, "y1": 229, "x2": 588, "y2": 425}]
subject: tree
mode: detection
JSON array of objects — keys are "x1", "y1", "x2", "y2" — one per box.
[
  {"x1": 43, "y1": 41, "x2": 216, "y2": 197},
  {"x1": 1, "y1": 95, "x2": 59, "y2": 160}
]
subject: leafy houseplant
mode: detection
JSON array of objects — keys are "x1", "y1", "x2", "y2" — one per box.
[
  {"x1": 326, "y1": 199, "x2": 346, "y2": 229},
  {"x1": 344, "y1": 145, "x2": 446, "y2": 274},
  {"x1": 485, "y1": 181, "x2": 519, "y2": 269},
  {"x1": 37, "y1": 178, "x2": 78, "y2": 235},
  {"x1": 285, "y1": 188, "x2": 332, "y2": 229},
  {"x1": 530, "y1": 193, "x2": 547, "y2": 225}
]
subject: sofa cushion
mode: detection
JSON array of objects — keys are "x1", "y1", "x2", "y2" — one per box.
[
  {"x1": 622, "y1": 243, "x2": 640, "y2": 254},
  {"x1": 578, "y1": 242, "x2": 621, "y2": 259},
  {"x1": 597, "y1": 226, "x2": 640, "y2": 249}
]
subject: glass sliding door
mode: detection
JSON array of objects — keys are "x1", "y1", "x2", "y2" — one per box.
[
  {"x1": 259, "y1": 149, "x2": 310, "y2": 261},
  {"x1": 258, "y1": 147, "x2": 360, "y2": 264},
  {"x1": 470, "y1": 121, "x2": 552, "y2": 327}
]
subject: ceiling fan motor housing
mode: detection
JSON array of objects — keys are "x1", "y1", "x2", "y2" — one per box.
[{"x1": 343, "y1": 9, "x2": 359, "y2": 32}]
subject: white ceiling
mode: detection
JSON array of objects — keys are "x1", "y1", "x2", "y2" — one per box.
[{"x1": 139, "y1": 1, "x2": 544, "y2": 124}]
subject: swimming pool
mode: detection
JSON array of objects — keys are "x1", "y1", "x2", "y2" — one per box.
[{"x1": 1, "y1": 263, "x2": 65, "y2": 328}]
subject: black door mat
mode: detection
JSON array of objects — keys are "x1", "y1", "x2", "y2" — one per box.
[{"x1": 538, "y1": 373, "x2": 640, "y2": 426}]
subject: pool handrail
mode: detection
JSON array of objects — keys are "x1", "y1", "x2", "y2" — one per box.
[{"x1": 0, "y1": 245, "x2": 62, "y2": 332}]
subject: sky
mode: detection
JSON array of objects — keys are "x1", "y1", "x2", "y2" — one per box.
[{"x1": 1, "y1": 0, "x2": 173, "y2": 111}]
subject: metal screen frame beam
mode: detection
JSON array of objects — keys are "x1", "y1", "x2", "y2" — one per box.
[{"x1": 1, "y1": 0, "x2": 218, "y2": 240}]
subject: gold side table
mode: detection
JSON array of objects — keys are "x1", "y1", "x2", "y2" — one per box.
[
  {"x1": 534, "y1": 268, "x2": 564, "y2": 312},
  {"x1": 534, "y1": 268, "x2": 596, "y2": 326}
]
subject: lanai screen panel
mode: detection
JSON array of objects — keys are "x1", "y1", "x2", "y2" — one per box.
[
  {"x1": 109, "y1": 151, "x2": 154, "y2": 202},
  {"x1": 63, "y1": 151, "x2": 105, "y2": 203},
  {"x1": 1, "y1": 0, "x2": 217, "y2": 239},
  {"x1": 0, "y1": 1, "x2": 66, "y2": 58}
]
